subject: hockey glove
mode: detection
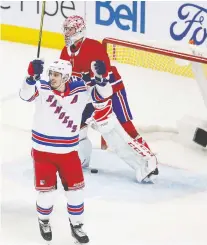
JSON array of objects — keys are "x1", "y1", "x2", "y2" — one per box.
[
  {"x1": 93, "y1": 60, "x2": 106, "y2": 76},
  {"x1": 81, "y1": 72, "x2": 92, "y2": 83},
  {"x1": 91, "y1": 60, "x2": 108, "y2": 86},
  {"x1": 28, "y1": 59, "x2": 44, "y2": 81}
]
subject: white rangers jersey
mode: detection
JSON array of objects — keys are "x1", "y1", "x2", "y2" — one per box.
[{"x1": 19, "y1": 76, "x2": 112, "y2": 153}]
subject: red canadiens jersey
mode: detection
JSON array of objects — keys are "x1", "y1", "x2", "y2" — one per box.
[{"x1": 60, "y1": 38, "x2": 124, "y2": 93}]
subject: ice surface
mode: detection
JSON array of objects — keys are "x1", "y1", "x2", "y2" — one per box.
[{"x1": 1, "y1": 41, "x2": 207, "y2": 245}]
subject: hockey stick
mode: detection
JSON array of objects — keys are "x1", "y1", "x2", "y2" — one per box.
[{"x1": 37, "y1": 1, "x2": 46, "y2": 58}]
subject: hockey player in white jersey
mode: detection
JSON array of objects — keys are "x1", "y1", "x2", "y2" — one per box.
[{"x1": 19, "y1": 58, "x2": 112, "y2": 244}]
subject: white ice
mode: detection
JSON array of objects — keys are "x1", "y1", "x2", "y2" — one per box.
[{"x1": 1, "y1": 41, "x2": 207, "y2": 245}]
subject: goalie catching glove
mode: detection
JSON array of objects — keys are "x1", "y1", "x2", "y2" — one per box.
[{"x1": 86, "y1": 99, "x2": 158, "y2": 183}]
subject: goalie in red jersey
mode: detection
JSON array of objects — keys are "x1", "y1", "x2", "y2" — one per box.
[{"x1": 60, "y1": 15, "x2": 158, "y2": 183}]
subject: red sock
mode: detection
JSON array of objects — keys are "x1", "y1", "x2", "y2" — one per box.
[
  {"x1": 135, "y1": 135, "x2": 150, "y2": 150},
  {"x1": 121, "y1": 121, "x2": 151, "y2": 150},
  {"x1": 121, "y1": 121, "x2": 139, "y2": 139}
]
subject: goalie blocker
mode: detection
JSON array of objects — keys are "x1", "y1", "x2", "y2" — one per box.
[
  {"x1": 177, "y1": 115, "x2": 207, "y2": 150},
  {"x1": 79, "y1": 99, "x2": 158, "y2": 183},
  {"x1": 194, "y1": 128, "x2": 207, "y2": 148},
  {"x1": 177, "y1": 42, "x2": 207, "y2": 150}
]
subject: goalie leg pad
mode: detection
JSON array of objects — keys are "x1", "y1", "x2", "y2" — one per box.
[{"x1": 92, "y1": 114, "x2": 157, "y2": 182}]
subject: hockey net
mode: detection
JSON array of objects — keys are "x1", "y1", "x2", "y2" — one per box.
[{"x1": 101, "y1": 38, "x2": 207, "y2": 147}]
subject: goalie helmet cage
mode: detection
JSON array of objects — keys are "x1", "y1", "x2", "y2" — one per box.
[{"x1": 101, "y1": 37, "x2": 207, "y2": 149}]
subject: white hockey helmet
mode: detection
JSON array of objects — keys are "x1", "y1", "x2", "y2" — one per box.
[
  {"x1": 62, "y1": 15, "x2": 86, "y2": 47},
  {"x1": 48, "y1": 59, "x2": 72, "y2": 82}
]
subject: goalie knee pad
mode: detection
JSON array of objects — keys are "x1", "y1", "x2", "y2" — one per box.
[
  {"x1": 78, "y1": 137, "x2": 92, "y2": 168},
  {"x1": 78, "y1": 126, "x2": 92, "y2": 167},
  {"x1": 79, "y1": 125, "x2": 88, "y2": 140}
]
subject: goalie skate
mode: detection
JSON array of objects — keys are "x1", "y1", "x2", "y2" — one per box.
[{"x1": 141, "y1": 167, "x2": 159, "y2": 184}]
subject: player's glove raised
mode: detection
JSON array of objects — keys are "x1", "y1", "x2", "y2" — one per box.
[
  {"x1": 27, "y1": 59, "x2": 44, "y2": 82},
  {"x1": 93, "y1": 60, "x2": 106, "y2": 76},
  {"x1": 91, "y1": 60, "x2": 108, "y2": 86}
]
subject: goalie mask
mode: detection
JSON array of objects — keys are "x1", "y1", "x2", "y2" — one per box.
[
  {"x1": 47, "y1": 59, "x2": 72, "y2": 89},
  {"x1": 62, "y1": 15, "x2": 86, "y2": 47}
]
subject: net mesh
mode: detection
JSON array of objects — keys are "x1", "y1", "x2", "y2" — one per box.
[
  {"x1": 101, "y1": 38, "x2": 207, "y2": 140},
  {"x1": 104, "y1": 39, "x2": 207, "y2": 79}
]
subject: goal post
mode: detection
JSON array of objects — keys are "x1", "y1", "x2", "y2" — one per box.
[{"x1": 101, "y1": 37, "x2": 207, "y2": 149}]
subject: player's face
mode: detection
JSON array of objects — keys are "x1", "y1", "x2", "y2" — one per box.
[
  {"x1": 64, "y1": 27, "x2": 76, "y2": 38},
  {"x1": 49, "y1": 71, "x2": 62, "y2": 89}
]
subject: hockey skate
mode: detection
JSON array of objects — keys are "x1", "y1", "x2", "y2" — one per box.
[
  {"x1": 141, "y1": 167, "x2": 159, "y2": 184},
  {"x1": 135, "y1": 153, "x2": 159, "y2": 184},
  {"x1": 69, "y1": 220, "x2": 89, "y2": 244},
  {"x1": 38, "y1": 218, "x2": 52, "y2": 243}
]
